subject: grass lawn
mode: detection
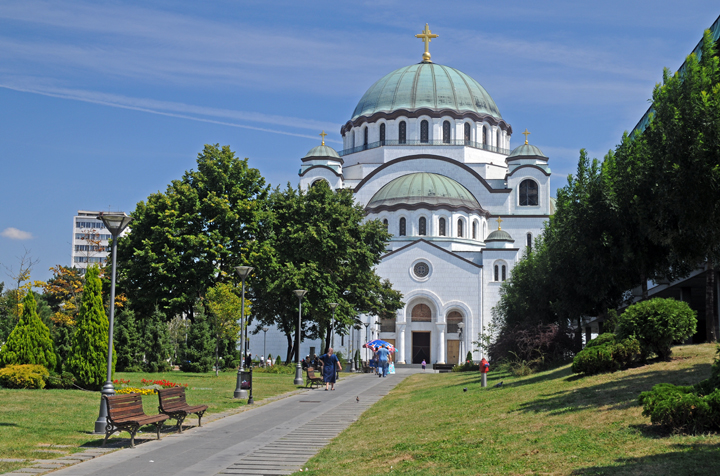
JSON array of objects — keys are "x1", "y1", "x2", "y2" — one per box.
[
  {"x1": 0, "y1": 368, "x2": 299, "y2": 474},
  {"x1": 299, "y1": 344, "x2": 720, "y2": 476}
]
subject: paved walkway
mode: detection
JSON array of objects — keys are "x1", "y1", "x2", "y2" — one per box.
[{"x1": 25, "y1": 370, "x2": 414, "y2": 476}]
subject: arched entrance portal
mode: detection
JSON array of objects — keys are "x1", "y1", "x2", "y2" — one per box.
[{"x1": 411, "y1": 303, "x2": 432, "y2": 364}]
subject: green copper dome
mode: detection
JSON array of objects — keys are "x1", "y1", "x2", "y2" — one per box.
[
  {"x1": 367, "y1": 173, "x2": 481, "y2": 211},
  {"x1": 352, "y1": 63, "x2": 502, "y2": 121},
  {"x1": 302, "y1": 144, "x2": 341, "y2": 161},
  {"x1": 507, "y1": 143, "x2": 547, "y2": 159},
  {"x1": 486, "y1": 229, "x2": 514, "y2": 242}
]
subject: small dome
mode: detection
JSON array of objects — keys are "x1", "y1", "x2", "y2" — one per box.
[
  {"x1": 302, "y1": 144, "x2": 341, "y2": 161},
  {"x1": 485, "y1": 229, "x2": 514, "y2": 242},
  {"x1": 352, "y1": 63, "x2": 502, "y2": 121},
  {"x1": 507, "y1": 143, "x2": 547, "y2": 159},
  {"x1": 367, "y1": 173, "x2": 481, "y2": 211}
]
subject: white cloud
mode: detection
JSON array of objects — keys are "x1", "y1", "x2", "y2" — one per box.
[{"x1": 1, "y1": 227, "x2": 33, "y2": 240}]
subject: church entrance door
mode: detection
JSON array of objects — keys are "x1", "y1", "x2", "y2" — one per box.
[
  {"x1": 412, "y1": 332, "x2": 431, "y2": 364},
  {"x1": 447, "y1": 340, "x2": 459, "y2": 365}
]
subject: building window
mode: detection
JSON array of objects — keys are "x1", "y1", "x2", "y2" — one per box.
[
  {"x1": 464, "y1": 122, "x2": 471, "y2": 142},
  {"x1": 502, "y1": 265, "x2": 507, "y2": 281},
  {"x1": 380, "y1": 123, "x2": 386, "y2": 145},
  {"x1": 527, "y1": 232, "x2": 532, "y2": 250},
  {"x1": 497, "y1": 130, "x2": 501, "y2": 148},
  {"x1": 482, "y1": 126, "x2": 486, "y2": 144},
  {"x1": 383, "y1": 219, "x2": 388, "y2": 229},
  {"x1": 380, "y1": 316, "x2": 396, "y2": 332},
  {"x1": 411, "y1": 303, "x2": 432, "y2": 322},
  {"x1": 438, "y1": 218, "x2": 446, "y2": 236},
  {"x1": 443, "y1": 120, "x2": 451, "y2": 143},
  {"x1": 420, "y1": 120, "x2": 429, "y2": 143},
  {"x1": 472, "y1": 221, "x2": 477, "y2": 239},
  {"x1": 419, "y1": 217, "x2": 427, "y2": 236},
  {"x1": 494, "y1": 265, "x2": 499, "y2": 282},
  {"x1": 413, "y1": 262, "x2": 430, "y2": 278},
  {"x1": 364, "y1": 127, "x2": 368, "y2": 148},
  {"x1": 519, "y1": 179, "x2": 539, "y2": 206},
  {"x1": 457, "y1": 219, "x2": 463, "y2": 237},
  {"x1": 399, "y1": 121, "x2": 406, "y2": 144},
  {"x1": 399, "y1": 217, "x2": 406, "y2": 236},
  {"x1": 351, "y1": 132, "x2": 355, "y2": 149},
  {"x1": 447, "y1": 311, "x2": 463, "y2": 334}
]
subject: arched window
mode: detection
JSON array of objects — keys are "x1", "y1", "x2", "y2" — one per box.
[
  {"x1": 439, "y1": 218, "x2": 446, "y2": 236},
  {"x1": 464, "y1": 122, "x2": 471, "y2": 142},
  {"x1": 527, "y1": 232, "x2": 532, "y2": 248},
  {"x1": 399, "y1": 217, "x2": 406, "y2": 236},
  {"x1": 481, "y1": 126, "x2": 487, "y2": 145},
  {"x1": 496, "y1": 130, "x2": 501, "y2": 148},
  {"x1": 447, "y1": 311, "x2": 463, "y2": 334},
  {"x1": 311, "y1": 179, "x2": 327, "y2": 188},
  {"x1": 419, "y1": 217, "x2": 427, "y2": 236},
  {"x1": 502, "y1": 265, "x2": 507, "y2": 281},
  {"x1": 383, "y1": 218, "x2": 388, "y2": 229},
  {"x1": 457, "y1": 219, "x2": 463, "y2": 237},
  {"x1": 494, "y1": 265, "x2": 499, "y2": 282},
  {"x1": 399, "y1": 121, "x2": 406, "y2": 144},
  {"x1": 472, "y1": 221, "x2": 477, "y2": 239},
  {"x1": 443, "y1": 120, "x2": 451, "y2": 143},
  {"x1": 351, "y1": 131, "x2": 355, "y2": 149},
  {"x1": 420, "y1": 120, "x2": 429, "y2": 143},
  {"x1": 411, "y1": 303, "x2": 432, "y2": 322},
  {"x1": 363, "y1": 127, "x2": 368, "y2": 148},
  {"x1": 519, "y1": 179, "x2": 539, "y2": 206},
  {"x1": 380, "y1": 123, "x2": 386, "y2": 145},
  {"x1": 482, "y1": 222, "x2": 486, "y2": 240}
]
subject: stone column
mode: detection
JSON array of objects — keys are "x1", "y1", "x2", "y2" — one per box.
[
  {"x1": 397, "y1": 324, "x2": 406, "y2": 364},
  {"x1": 436, "y1": 323, "x2": 446, "y2": 364}
]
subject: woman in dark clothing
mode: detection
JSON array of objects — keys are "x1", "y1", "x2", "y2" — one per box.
[{"x1": 319, "y1": 348, "x2": 342, "y2": 391}]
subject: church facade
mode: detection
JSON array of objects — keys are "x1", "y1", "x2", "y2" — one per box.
[{"x1": 298, "y1": 25, "x2": 553, "y2": 364}]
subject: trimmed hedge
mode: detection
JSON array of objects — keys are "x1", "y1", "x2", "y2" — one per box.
[
  {"x1": 571, "y1": 333, "x2": 641, "y2": 375},
  {"x1": 0, "y1": 364, "x2": 49, "y2": 389}
]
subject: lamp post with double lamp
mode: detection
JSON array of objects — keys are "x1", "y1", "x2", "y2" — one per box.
[
  {"x1": 234, "y1": 266, "x2": 254, "y2": 400},
  {"x1": 363, "y1": 321, "x2": 370, "y2": 364},
  {"x1": 93, "y1": 212, "x2": 132, "y2": 434},
  {"x1": 262, "y1": 327, "x2": 269, "y2": 367},
  {"x1": 457, "y1": 321, "x2": 465, "y2": 365},
  {"x1": 329, "y1": 303, "x2": 338, "y2": 351},
  {"x1": 293, "y1": 290, "x2": 307, "y2": 386}
]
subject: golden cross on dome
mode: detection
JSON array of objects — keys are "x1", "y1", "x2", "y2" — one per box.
[
  {"x1": 319, "y1": 130, "x2": 327, "y2": 146},
  {"x1": 522, "y1": 129, "x2": 531, "y2": 145},
  {"x1": 415, "y1": 23, "x2": 439, "y2": 63},
  {"x1": 496, "y1": 216, "x2": 503, "y2": 230}
]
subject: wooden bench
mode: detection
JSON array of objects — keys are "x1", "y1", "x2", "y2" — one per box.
[
  {"x1": 306, "y1": 367, "x2": 323, "y2": 388},
  {"x1": 103, "y1": 393, "x2": 169, "y2": 448},
  {"x1": 157, "y1": 386, "x2": 208, "y2": 433}
]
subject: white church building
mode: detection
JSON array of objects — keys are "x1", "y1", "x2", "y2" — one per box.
[{"x1": 290, "y1": 25, "x2": 554, "y2": 365}]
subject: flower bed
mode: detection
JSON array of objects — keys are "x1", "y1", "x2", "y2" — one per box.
[
  {"x1": 115, "y1": 387, "x2": 156, "y2": 395},
  {"x1": 113, "y1": 378, "x2": 130, "y2": 385},
  {"x1": 141, "y1": 378, "x2": 188, "y2": 388}
]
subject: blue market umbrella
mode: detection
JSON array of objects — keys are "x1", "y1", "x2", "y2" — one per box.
[{"x1": 363, "y1": 339, "x2": 396, "y2": 353}]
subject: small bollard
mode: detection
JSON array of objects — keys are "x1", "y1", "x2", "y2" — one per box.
[
  {"x1": 480, "y1": 358, "x2": 490, "y2": 388},
  {"x1": 481, "y1": 373, "x2": 487, "y2": 388}
]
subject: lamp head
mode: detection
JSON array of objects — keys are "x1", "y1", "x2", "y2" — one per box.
[
  {"x1": 98, "y1": 212, "x2": 132, "y2": 237},
  {"x1": 293, "y1": 289, "x2": 307, "y2": 299},
  {"x1": 262, "y1": 327, "x2": 269, "y2": 332},
  {"x1": 235, "y1": 266, "x2": 254, "y2": 280},
  {"x1": 329, "y1": 302, "x2": 339, "y2": 310},
  {"x1": 457, "y1": 322, "x2": 464, "y2": 330},
  {"x1": 363, "y1": 322, "x2": 369, "y2": 328}
]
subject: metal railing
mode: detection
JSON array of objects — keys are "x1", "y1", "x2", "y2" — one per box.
[{"x1": 339, "y1": 139, "x2": 510, "y2": 157}]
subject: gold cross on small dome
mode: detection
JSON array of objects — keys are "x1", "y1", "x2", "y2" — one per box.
[
  {"x1": 415, "y1": 23, "x2": 439, "y2": 63},
  {"x1": 522, "y1": 129, "x2": 531, "y2": 145},
  {"x1": 319, "y1": 130, "x2": 327, "y2": 146},
  {"x1": 496, "y1": 216, "x2": 503, "y2": 230}
]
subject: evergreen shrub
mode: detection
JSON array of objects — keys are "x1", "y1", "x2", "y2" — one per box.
[
  {"x1": 452, "y1": 361, "x2": 480, "y2": 372},
  {"x1": 46, "y1": 370, "x2": 76, "y2": 389},
  {"x1": 617, "y1": 298, "x2": 696, "y2": 360},
  {"x1": 275, "y1": 356, "x2": 282, "y2": 366},
  {"x1": 0, "y1": 364, "x2": 49, "y2": 389},
  {"x1": 571, "y1": 334, "x2": 641, "y2": 375},
  {"x1": 179, "y1": 306, "x2": 215, "y2": 373},
  {"x1": 0, "y1": 292, "x2": 57, "y2": 370}
]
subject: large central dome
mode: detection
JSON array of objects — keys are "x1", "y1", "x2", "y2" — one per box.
[
  {"x1": 351, "y1": 63, "x2": 501, "y2": 121},
  {"x1": 366, "y1": 172, "x2": 483, "y2": 212}
]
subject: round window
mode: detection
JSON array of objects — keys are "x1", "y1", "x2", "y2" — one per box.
[{"x1": 413, "y1": 262, "x2": 429, "y2": 278}]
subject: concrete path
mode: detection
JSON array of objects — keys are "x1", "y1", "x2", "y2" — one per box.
[{"x1": 30, "y1": 370, "x2": 413, "y2": 476}]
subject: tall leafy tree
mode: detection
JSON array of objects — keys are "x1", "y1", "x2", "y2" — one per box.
[
  {"x1": 206, "y1": 282, "x2": 243, "y2": 376},
  {"x1": 0, "y1": 291, "x2": 57, "y2": 370},
  {"x1": 142, "y1": 307, "x2": 172, "y2": 372},
  {"x1": 117, "y1": 144, "x2": 269, "y2": 321},
  {"x1": 65, "y1": 266, "x2": 115, "y2": 389}
]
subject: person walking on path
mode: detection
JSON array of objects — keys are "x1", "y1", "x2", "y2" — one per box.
[
  {"x1": 376, "y1": 345, "x2": 390, "y2": 378},
  {"x1": 421, "y1": 359, "x2": 426, "y2": 372},
  {"x1": 245, "y1": 353, "x2": 252, "y2": 369},
  {"x1": 319, "y1": 348, "x2": 342, "y2": 391}
]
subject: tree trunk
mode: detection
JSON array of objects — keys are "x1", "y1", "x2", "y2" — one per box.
[
  {"x1": 285, "y1": 332, "x2": 294, "y2": 364},
  {"x1": 706, "y1": 261, "x2": 717, "y2": 343},
  {"x1": 324, "y1": 325, "x2": 331, "y2": 354},
  {"x1": 215, "y1": 333, "x2": 219, "y2": 377},
  {"x1": 640, "y1": 271, "x2": 648, "y2": 300},
  {"x1": 576, "y1": 316, "x2": 583, "y2": 351}
]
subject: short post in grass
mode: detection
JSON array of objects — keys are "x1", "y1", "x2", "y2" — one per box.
[
  {"x1": 481, "y1": 357, "x2": 489, "y2": 387},
  {"x1": 234, "y1": 265, "x2": 254, "y2": 399}
]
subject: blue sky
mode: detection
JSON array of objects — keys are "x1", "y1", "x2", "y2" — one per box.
[{"x1": 1, "y1": 0, "x2": 719, "y2": 283}]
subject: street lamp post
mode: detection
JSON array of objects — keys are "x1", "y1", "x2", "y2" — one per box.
[
  {"x1": 329, "y1": 303, "x2": 338, "y2": 351},
  {"x1": 457, "y1": 322, "x2": 465, "y2": 365},
  {"x1": 293, "y1": 290, "x2": 307, "y2": 385},
  {"x1": 234, "y1": 266, "x2": 254, "y2": 400},
  {"x1": 94, "y1": 212, "x2": 132, "y2": 434},
  {"x1": 363, "y1": 321, "x2": 369, "y2": 363},
  {"x1": 262, "y1": 327, "x2": 268, "y2": 367}
]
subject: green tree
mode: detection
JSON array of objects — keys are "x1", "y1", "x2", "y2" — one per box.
[
  {"x1": 142, "y1": 307, "x2": 172, "y2": 372},
  {"x1": 206, "y1": 282, "x2": 243, "y2": 376},
  {"x1": 167, "y1": 316, "x2": 189, "y2": 366},
  {"x1": 114, "y1": 308, "x2": 142, "y2": 371},
  {"x1": 117, "y1": 144, "x2": 269, "y2": 321},
  {"x1": 250, "y1": 182, "x2": 403, "y2": 361},
  {"x1": 65, "y1": 266, "x2": 115, "y2": 389},
  {"x1": 0, "y1": 291, "x2": 57, "y2": 370},
  {"x1": 179, "y1": 304, "x2": 215, "y2": 373}
]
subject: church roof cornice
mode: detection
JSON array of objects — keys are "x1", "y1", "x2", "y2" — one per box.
[
  {"x1": 299, "y1": 164, "x2": 343, "y2": 177},
  {"x1": 381, "y1": 238, "x2": 483, "y2": 269}
]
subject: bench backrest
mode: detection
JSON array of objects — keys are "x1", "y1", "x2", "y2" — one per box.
[
  {"x1": 157, "y1": 386, "x2": 188, "y2": 412},
  {"x1": 105, "y1": 394, "x2": 146, "y2": 420},
  {"x1": 307, "y1": 367, "x2": 318, "y2": 379}
]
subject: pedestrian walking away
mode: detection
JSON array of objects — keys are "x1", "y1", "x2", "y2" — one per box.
[
  {"x1": 376, "y1": 344, "x2": 390, "y2": 377},
  {"x1": 421, "y1": 359, "x2": 426, "y2": 371},
  {"x1": 319, "y1": 347, "x2": 342, "y2": 390},
  {"x1": 245, "y1": 353, "x2": 252, "y2": 369}
]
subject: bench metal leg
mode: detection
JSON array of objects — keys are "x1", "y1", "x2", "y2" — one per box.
[
  {"x1": 129, "y1": 424, "x2": 139, "y2": 448},
  {"x1": 156, "y1": 420, "x2": 164, "y2": 440},
  {"x1": 197, "y1": 411, "x2": 205, "y2": 428},
  {"x1": 175, "y1": 414, "x2": 186, "y2": 433},
  {"x1": 102, "y1": 423, "x2": 115, "y2": 448}
]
